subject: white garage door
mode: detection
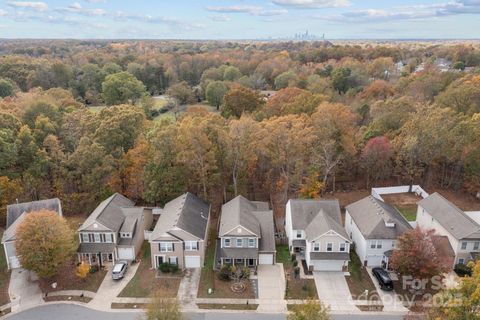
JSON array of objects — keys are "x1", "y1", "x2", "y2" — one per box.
[
  {"x1": 312, "y1": 260, "x2": 344, "y2": 271},
  {"x1": 185, "y1": 256, "x2": 201, "y2": 268},
  {"x1": 258, "y1": 254, "x2": 274, "y2": 265},
  {"x1": 117, "y1": 247, "x2": 135, "y2": 260},
  {"x1": 9, "y1": 256, "x2": 20, "y2": 269}
]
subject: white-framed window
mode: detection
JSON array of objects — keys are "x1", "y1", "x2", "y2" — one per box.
[
  {"x1": 370, "y1": 240, "x2": 382, "y2": 249},
  {"x1": 224, "y1": 238, "x2": 231, "y2": 247},
  {"x1": 461, "y1": 242, "x2": 468, "y2": 250},
  {"x1": 236, "y1": 238, "x2": 243, "y2": 247},
  {"x1": 339, "y1": 243, "x2": 346, "y2": 252},
  {"x1": 458, "y1": 258, "x2": 465, "y2": 265},
  {"x1": 168, "y1": 257, "x2": 178, "y2": 265},
  {"x1": 94, "y1": 233, "x2": 101, "y2": 243},
  {"x1": 185, "y1": 241, "x2": 198, "y2": 251},
  {"x1": 296, "y1": 230, "x2": 302, "y2": 239},
  {"x1": 105, "y1": 233, "x2": 113, "y2": 243},
  {"x1": 248, "y1": 238, "x2": 256, "y2": 248},
  {"x1": 159, "y1": 242, "x2": 174, "y2": 252},
  {"x1": 81, "y1": 233, "x2": 89, "y2": 243},
  {"x1": 313, "y1": 243, "x2": 320, "y2": 252},
  {"x1": 376, "y1": 241, "x2": 382, "y2": 249},
  {"x1": 370, "y1": 241, "x2": 376, "y2": 249},
  {"x1": 474, "y1": 242, "x2": 480, "y2": 251},
  {"x1": 326, "y1": 243, "x2": 333, "y2": 252},
  {"x1": 224, "y1": 258, "x2": 232, "y2": 264}
]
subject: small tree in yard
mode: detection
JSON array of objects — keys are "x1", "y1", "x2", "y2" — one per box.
[
  {"x1": 16, "y1": 210, "x2": 76, "y2": 279},
  {"x1": 390, "y1": 227, "x2": 451, "y2": 283},
  {"x1": 76, "y1": 262, "x2": 90, "y2": 280},
  {"x1": 145, "y1": 292, "x2": 183, "y2": 320},
  {"x1": 288, "y1": 299, "x2": 330, "y2": 320}
]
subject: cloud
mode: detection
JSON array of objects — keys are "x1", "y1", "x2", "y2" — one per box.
[
  {"x1": 84, "y1": 0, "x2": 106, "y2": 2},
  {"x1": 113, "y1": 11, "x2": 204, "y2": 31},
  {"x1": 0, "y1": 9, "x2": 8, "y2": 16},
  {"x1": 209, "y1": 14, "x2": 231, "y2": 22},
  {"x1": 6, "y1": 1, "x2": 48, "y2": 12},
  {"x1": 272, "y1": 0, "x2": 350, "y2": 9},
  {"x1": 205, "y1": 5, "x2": 287, "y2": 16},
  {"x1": 55, "y1": 2, "x2": 106, "y2": 16}
]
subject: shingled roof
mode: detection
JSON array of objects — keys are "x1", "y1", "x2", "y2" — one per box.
[
  {"x1": 6, "y1": 198, "x2": 61, "y2": 229},
  {"x1": 346, "y1": 196, "x2": 412, "y2": 239},
  {"x1": 419, "y1": 192, "x2": 480, "y2": 240},
  {"x1": 218, "y1": 196, "x2": 264, "y2": 237}
]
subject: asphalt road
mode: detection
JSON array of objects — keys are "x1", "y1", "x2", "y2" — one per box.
[{"x1": 6, "y1": 304, "x2": 405, "y2": 320}]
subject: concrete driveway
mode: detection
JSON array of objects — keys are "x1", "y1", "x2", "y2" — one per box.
[
  {"x1": 313, "y1": 272, "x2": 357, "y2": 312},
  {"x1": 177, "y1": 268, "x2": 201, "y2": 309},
  {"x1": 8, "y1": 269, "x2": 43, "y2": 312},
  {"x1": 366, "y1": 268, "x2": 408, "y2": 313},
  {"x1": 256, "y1": 264, "x2": 286, "y2": 312}
]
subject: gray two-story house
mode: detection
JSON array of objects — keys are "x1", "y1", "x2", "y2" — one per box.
[
  {"x1": 215, "y1": 195, "x2": 276, "y2": 268},
  {"x1": 77, "y1": 193, "x2": 153, "y2": 266}
]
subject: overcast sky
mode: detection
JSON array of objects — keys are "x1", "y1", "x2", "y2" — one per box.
[{"x1": 0, "y1": 0, "x2": 479, "y2": 39}]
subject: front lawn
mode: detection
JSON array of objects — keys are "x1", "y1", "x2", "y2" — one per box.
[
  {"x1": 118, "y1": 241, "x2": 180, "y2": 298},
  {"x1": 0, "y1": 232, "x2": 11, "y2": 306},
  {"x1": 345, "y1": 251, "x2": 380, "y2": 301},
  {"x1": 38, "y1": 257, "x2": 107, "y2": 293}
]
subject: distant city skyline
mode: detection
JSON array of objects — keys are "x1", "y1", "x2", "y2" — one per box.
[{"x1": 0, "y1": 0, "x2": 479, "y2": 39}]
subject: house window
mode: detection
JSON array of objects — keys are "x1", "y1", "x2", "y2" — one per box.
[
  {"x1": 474, "y1": 242, "x2": 479, "y2": 251},
  {"x1": 376, "y1": 241, "x2": 382, "y2": 249},
  {"x1": 461, "y1": 242, "x2": 468, "y2": 250},
  {"x1": 248, "y1": 238, "x2": 256, "y2": 248},
  {"x1": 458, "y1": 258, "x2": 465, "y2": 265},
  {"x1": 168, "y1": 257, "x2": 178, "y2": 265},
  {"x1": 370, "y1": 240, "x2": 382, "y2": 249},
  {"x1": 326, "y1": 243, "x2": 333, "y2": 252},
  {"x1": 81, "y1": 233, "x2": 89, "y2": 243},
  {"x1": 159, "y1": 242, "x2": 174, "y2": 252},
  {"x1": 236, "y1": 238, "x2": 243, "y2": 247},
  {"x1": 105, "y1": 233, "x2": 113, "y2": 243},
  {"x1": 296, "y1": 230, "x2": 302, "y2": 239},
  {"x1": 370, "y1": 241, "x2": 376, "y2": 249},
  {"x1": 313, "y1": 243, "x2": 320, "y2": 252},
  {"x1": 185, "y1": 241, "x2": 198, "y2": 251},
  {"x1": 392, "y1": 241, "x2": 396, "y2": 248},
  {"x1": 224, "y1": 238, "x2": 231, "y2": 247},
  {"x1": 339, "y1": 243, "x2": 346, "y2": 252},
  {"x1": 94, "y1": 233, "x2": 101, "y2": 243},
  {"x1": 224, "y1": 258, "x2": 232, "y2": 264}
]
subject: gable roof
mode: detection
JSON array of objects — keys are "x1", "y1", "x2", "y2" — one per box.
[
  {"x1": 6, "y1": 198, "x2": 61, "y2": 229},
  {"x1": 346, "y1": 196, "x2": 412, "y2": 240},
  {"x1": 218, "y1": 195, "x2": 265, "y2": 237},
  {"x1": 419, "y1": 192, "x2": 480, "y2": 240},
  {"x1": 78, "y1": 193, "x2": 134, "y2": 232},
  {"x1": 288, "y1": 199, "x2": 349, "y2": 241},
  {"x1": 150, "y1": 192, "x2": 210, "y2": 241}
]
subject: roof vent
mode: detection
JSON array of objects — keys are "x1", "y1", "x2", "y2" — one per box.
[
  {"x1": 93, "y1": 223, "x2": 98, "y2": 229},
  {"x1": 237, "y1": 227, "x2": 242, "y2": 234}
]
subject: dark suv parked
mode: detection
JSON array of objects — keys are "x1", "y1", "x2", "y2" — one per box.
[{"x1": 372, "y1": 267, "x2": 394, "y2": 291}]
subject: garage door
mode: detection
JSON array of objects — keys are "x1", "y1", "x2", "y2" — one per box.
[
  {"x1": 185, "y1": 256, "x2": 201, "y2": 268},
  {"x1": 312, "y1": 260, "x2": 344, "y2": 271},
  {"x1": 117, "y1": 247, "x2": 135, "y2": 260},
  {"x1": 9, "y1": 256, "x2": 20, "y2": 269},
  {"x1": 258, "y1": 254, "x2": 274, "y2": 265}
]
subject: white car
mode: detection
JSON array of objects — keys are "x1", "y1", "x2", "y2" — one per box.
[{"x1": 112, "y1": 261, "x2": 128, "y2": 280}]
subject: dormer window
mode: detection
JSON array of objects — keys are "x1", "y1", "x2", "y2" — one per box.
[{"x1": 296, "y1": 230, "x2": 302, "y2": 239}]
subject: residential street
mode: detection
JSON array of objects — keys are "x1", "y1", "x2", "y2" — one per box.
[{"x1": 5, "y1": 304, "x2": 406, "y2": 320}]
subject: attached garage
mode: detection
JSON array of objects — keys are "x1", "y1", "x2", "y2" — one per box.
[
  {"x1": 185, "y1": 256, "x2": 201, "y2": 268},
  {"x1": 312, "y1": 259, "x2": 345, "y2": 271},
  {"x1": 117, "y1": 247, "x2": 135, "y2": 260},
  {"x1": 258, "y1": 253, "x2": 274, "y2": 265}
]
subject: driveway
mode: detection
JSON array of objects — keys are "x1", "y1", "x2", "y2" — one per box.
[
  {"x1": 177, "y1": 268, "x2": 201, "y2": 309},
  {"x1": 88, "y1": 262, "x2": 139, "y2": 310},
  {"x1": 366, "y1": 268, "x2": 408, "y2": 313},
  {"x1": 313, "y1": 272, "x2": 357, "y2": 312},
  {"x1": 8, "y1": 269, "x2": 43, "y2": 312},
  {"x1": 256, "y1": 264, "x2": 286, "y2": 312}
]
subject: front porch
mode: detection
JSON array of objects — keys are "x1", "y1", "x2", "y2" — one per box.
[
  {"x1": 220, "y1": 257, "x2": 257, "y2": 268},
  {"x1": 78, "y1": 243, "x2": 116, "y2": 266}
]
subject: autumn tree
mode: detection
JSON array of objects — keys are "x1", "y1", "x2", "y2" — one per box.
[
  {"x1": 390, "y1": 228, "x2": 451, "y2": 281},
  {"x1": 223, "y1": 65, "x2": 242, "y2": 82},
  {"x1": 0, "y1": 78, "x2": 17, "y2": 98},
  {"x1": 288, "y1": 299, "x2": 330, "y2": 320},
  {"x1": 166, "y1": 81, "x2": 196, "y2": 105},
  {"x1": 222, "y1": 87, "x2": 265, "y2": 118},
  {"x1": 205, "y1": 81, "x2": 228, "y2": 110},
  {"x1": 101, "y1": 71, "x2": 147, "y2": 106},
  {"x1": 361, "y1": 136, "x2": 392, "y2": 188},
  {"x1": 274, "y1": 70, "x2": 299, "y2": 89},
  {"x1": 16, "y1": 210, "x2": 76, "y2": 278},
  {"x1": 261, "y1": 87, "x2": 325, "y2": 118},
  {"x1": 76, "y1": 261, "x2": 90, "y2": 280},
  {"x1": 0, "y1": 176, "x2": 23, "y2": 225}
]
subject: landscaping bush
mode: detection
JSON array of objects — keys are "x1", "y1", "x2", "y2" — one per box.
[
  {"x1": 291, "y1": 254, "x2": 297, "y2": 262},
  {"x1": 218, "y1": 265, "x2": 232, "y2": 281},
  {"x1": 294, "y1": 266, "x2": 300, "y2": 278},
  {"x1": 240, "y1": 267, "x2": 250, "y2": 279},
  {"x1": 158, "y1": 263, "x2": 179, "y2": 273},
  {"x1": 89, "y1": 265, "x2": 99, "y2": 274},
  {"x1": 293, "y1": 260, "x2": 298, "y2": 267},
  {"x1": 454, "y1": 263, "x2": 472, "y2": 277}
]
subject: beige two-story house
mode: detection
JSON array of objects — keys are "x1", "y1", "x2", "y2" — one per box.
[
  {"x1": 286, "y1": 199, "x2": 351, "y2": 271},
  {"x1": 215, "y1": 195, "x2": 276, "y2": 268},
  {"x1": 149, "y1": 192, "x2": 210, "y2": 269},
  {"x1": 77, "y1": 193, "x2": 153, "y2": 265}
]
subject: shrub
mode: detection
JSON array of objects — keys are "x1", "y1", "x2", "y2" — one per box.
[
  {"x1": 89, "y1": 265, "x2": 99, "y2": 274},
  {"x1": 218, "y1": 265, "x2": 231, "y2": 281},
  {"x1": 291, "y1": 254, "x2": 297, "y2": 262},
  {"x1": 159, "y1": 262, "x2": 179, "y2": 273},
  {"x1": 454, "y1": 263, "x2": 472, "y2": 277},
  {"x1": 294, "y1": 266, "x2": 301, "y2": 278},
  {"x1": 293, "y1": 260, "x2": 298, "y2": 267},
  {"x1": 240, "y1": 267, "x2": 250, "y2": 279}
]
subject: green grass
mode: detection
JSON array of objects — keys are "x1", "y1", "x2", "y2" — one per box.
[
  {"x1": 276, "y1": 245, "x2": 292, "y2": 269},
  {"x1": 0, "y1": 231, "x2": 11, "y2": 306},
  {"x1": 345, "y1": 250, "x2": 380, "y2": 301},
  {"x1": 197, "y1": 226, "x2": 217, "y2": 297},
  {"x1": 397, "y1": 206, "x2": 417, "y2": 221}
]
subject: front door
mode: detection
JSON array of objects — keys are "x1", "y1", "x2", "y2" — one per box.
[{"x1": 156, "y1": 255, "x2": 164, "y2": 268}]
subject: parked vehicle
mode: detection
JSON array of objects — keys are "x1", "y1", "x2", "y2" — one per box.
[
  {"x1": 372, "y1": 267, "x2": 394, "y2": 291},
  {"x1": 112, "y1": 261, "x2": 128, "y2": 280}
]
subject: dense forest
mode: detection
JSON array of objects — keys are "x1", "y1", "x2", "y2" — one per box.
[{"x1": 1, "y1": 39, "x2": 480, "y2": 225}]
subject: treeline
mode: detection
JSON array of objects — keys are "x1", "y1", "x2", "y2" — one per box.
[{"x1": 0, "y1": 40, "x2": 480, "y2": 224}]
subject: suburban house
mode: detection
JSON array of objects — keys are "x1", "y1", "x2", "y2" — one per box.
[
  {"x1": 416, "y1": 192, "x2": 480, "y2": 266},
  {"x1": 149, "y1": 192, "x2": 210, "y2": 270},
  {"x1": 2, "y1": 198, "x2": 62, "y2": 269},
  {"x1": 285, "y1": 199, "x2": 352, "y2": 272},
  {"x1": 77, "y1": 193, "x2": 153, "y2": 266},
  {"x1": 345, "y1": 196, "x2": 412, "y2": 267},
  {"x1": 216, "y1": 195, "x2": 276, "y2": 268}
]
